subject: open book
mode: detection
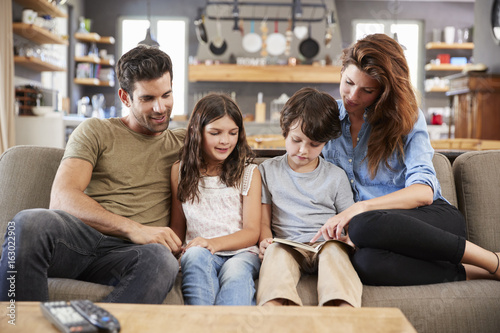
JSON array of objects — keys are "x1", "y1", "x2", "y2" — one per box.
[{"x1": 272, "y1": 238, "x2": 355, "y2": 253}]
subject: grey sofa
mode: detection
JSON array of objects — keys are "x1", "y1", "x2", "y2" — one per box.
[{"x1": 1, "y1": 145, "x2": 499, "y2": 332}]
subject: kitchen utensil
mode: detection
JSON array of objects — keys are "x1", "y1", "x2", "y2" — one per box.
[
  {"x1": 293, "y1": 25, "x2": 308, "y2": 40},
  {"x1": 266, "y1": 20, "x2": 287, "y2": 56},
  {"x1": 299, "y1": 24, "x2": 320, "y2": 59},
  {"x1": 242, "y1": 20, "x2": 262, "y2": 53},
  {"x1": 285, "y1": 19, "x2": 293, "y2": 56},
  {"x1": 194, "y1": 8, "x2": 208, "y2": 44},
  {"x1": 209, "y1": 18, "x2": 227, "y2": 56},
  {"x1": 260, "y1": 19, "x2": 268, "y2": 57},
  {"x1": 324, "y1": 10, "x2": 335, "y2": 48}
]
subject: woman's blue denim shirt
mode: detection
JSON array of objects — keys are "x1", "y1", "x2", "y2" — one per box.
[{"x1": 322, "y1": 100, "x2": 444, "y2": 203}]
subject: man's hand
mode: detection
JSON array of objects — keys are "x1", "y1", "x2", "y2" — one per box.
[
  {"x1": 129, "y1": 225, "x2": 182, "y2": 254},
  {"x1": 259, "y1": 238, "x2": 273, "y2": 260}
]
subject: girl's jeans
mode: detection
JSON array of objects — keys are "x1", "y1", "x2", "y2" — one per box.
[
  {"x1": 0, "y1": 209, "x2": 179, "y2": 303},
  {"x1": 180, "y1": 247, "x2": 260, "y2": 305}
]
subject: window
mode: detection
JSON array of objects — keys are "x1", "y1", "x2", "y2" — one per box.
[
  {"x1": 353, "y1": 20, "x2": 423, "y2": 91},
  {"x1": 119, "y1": 17, "x2": 188, "y2": 116}
]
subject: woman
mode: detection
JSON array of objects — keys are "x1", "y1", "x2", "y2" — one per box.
[{"x1": 313, "y1": 33, "x2": 499, "y2": 285}]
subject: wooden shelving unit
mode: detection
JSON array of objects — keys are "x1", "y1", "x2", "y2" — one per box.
[
  {"x1": 188, "y1": 64, "x2": 341, "y2": 83},
  {"x1": 73, "y1": 78, "x2": 114, "y2": 87},
  {"x1": 425, "y1": 86, "x2": 449, "y2": 93},
  {"x1": 74, "y1": 55, "x2": 114, "y2": 66},
  {"x1": 74, "y1": 32, "x2": 115, "y2": 87},
  {"x1": 425, "y1": 64, "x2": 466, "y2": 71},
  {"x1": 13, "y1": 23, "x2": 68, "y2": 45},
  {"x1": 426, "y1": 42, "x2": 474, "y2": 50},
  {"x1": 14, "y1": 0, "x2": 67, "y2": 18},
  {"x1": 14, "y1": 56, "x2": 65, "y2": 72},
  {"x1": 74, "y1": 32, "x2": 115, "y2": 44}
]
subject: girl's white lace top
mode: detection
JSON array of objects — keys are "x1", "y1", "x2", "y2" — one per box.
[{"x1": 182, "y1": 163, "x2": 259, "y2": 256}]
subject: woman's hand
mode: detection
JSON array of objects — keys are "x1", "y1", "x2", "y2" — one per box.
[
  {"x1": 184, "y1": 237, "x2": 217, "y2": 254},
  {"x1": 259, "y1": 238, "x2": 273, "y2": 260},
  {"x1": 311, "y1": 201, "x2": 366, "y2": 243}
]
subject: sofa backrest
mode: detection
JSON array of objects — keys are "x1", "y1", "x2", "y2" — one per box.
[
  {"x1": 0, "y1": 146, "x2": 465, "y2": 250},
  {"x1": 0, "y1": 146, "x2": 64, "y2": 241},
  {"x1": 453, "y1": 150, "x2": 500, "y2": 251}
]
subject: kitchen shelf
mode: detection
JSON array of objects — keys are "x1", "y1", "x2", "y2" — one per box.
[
  {"x1": 425, "y1": 87, "x2": 449, "y2": 93},
  {"x1": 13, "y1": 23, "x2": 68, "y2": 45},
  {"x1": 14, "y1": 56, "x2": 65, "y2": 72},
  {"x1": 425, "y1": 64, "x2": 466, "y2": 71},
  {"x1": 14, "y1": 0, "x2": 67, "y2": 18},
  {"x1": 74, "y1": 55, "x2": 115, "y2": 66},
  {"x1": 426, "y1": 42, "x2": 474, "y2": 50},
  {"x1": 73, "y1": 78, "x2": 114, "y2": 87},
  {"x1": 74, "y1": 33, "x2": 115, "y2": 44},
  {"x1": 188, "y1": 64, "x2": 341, "y2": 83}
]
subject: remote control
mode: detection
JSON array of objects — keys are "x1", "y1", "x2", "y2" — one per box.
[
  {"x1": 40, "y1": 301, "x2": 98, "y2": 333},
  {"x1": 70, "y1": 300, "x2": 121, "y2": 333}
]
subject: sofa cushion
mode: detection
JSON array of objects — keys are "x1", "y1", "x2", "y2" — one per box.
[
  {"x1": 453, "y1": 151, "x2": 500, "y2": 250},
  {"x1": 361, "y1": 280, "x2": 500, "y2": 333},
  {"x1": 47, "y1": 274, "x2": 184, "y2": 304}
]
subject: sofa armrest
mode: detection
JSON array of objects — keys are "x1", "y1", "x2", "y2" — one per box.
[
  {"x1": 453, "y1": 150, "x2": 500, "y2": 250},
  {"x1": 0, "y1": 145, "x2": 64, "y2": 248},
  {"x1": 432, "y1": 152, "x2": 457, "y2": 207}
]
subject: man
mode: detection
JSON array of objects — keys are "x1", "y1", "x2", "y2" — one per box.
[{"x1": 0, "y1": 45, "x2": 186, "y2": 303}]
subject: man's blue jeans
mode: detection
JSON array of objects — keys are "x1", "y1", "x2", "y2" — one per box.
[
  {"x1": 0, "y1": 209, "x2": 179, "y2": 303},
  {"x1": 180, "y1": 247, "x2": 260, "y2": 305}
]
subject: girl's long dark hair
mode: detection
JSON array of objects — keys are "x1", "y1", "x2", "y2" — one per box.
[{"x1": 177, "y1": 93, "x2": 255, "y2": 203}]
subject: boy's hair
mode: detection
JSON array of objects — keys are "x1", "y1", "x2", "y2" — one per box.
[
  {"x1": 116, "y1": 45, "x2": 173, "y2": 99},
  {"x1": 177, "y1": 93, "x2": 255, "y2": 203},
  {"x1": 280, "y1": 87, "x2": 341, "y2": 142}
]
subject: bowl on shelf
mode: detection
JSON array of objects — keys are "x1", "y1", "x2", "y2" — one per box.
[{"x1": 32, "y1": 106, "x2": 53, "y2": 116}]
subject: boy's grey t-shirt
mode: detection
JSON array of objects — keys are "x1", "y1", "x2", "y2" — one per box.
[{"x1": 259, "y1": 154, "x2": 354, "y2": 243}]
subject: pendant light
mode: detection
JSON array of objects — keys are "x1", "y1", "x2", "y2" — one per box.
[
  {"x1": 392, "y1": 0, "x2": 406, "y2": 50},
  {"x1": 138, "y1": 0, "x2": 160, "y2": 47}
]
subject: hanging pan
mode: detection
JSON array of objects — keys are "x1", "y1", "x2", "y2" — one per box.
[
  {"x1": 266, "y1": 20, "x2": 287, "y2": 56},
  {"x1": 242, "y1": 20, "x2": 262, "y2": 53},
  {"x1": 299, "y1": 23, "x2": 320, "y2": 59},
  {"x1": 209, "y1": 18, "x2": 227, "y2": 56}
]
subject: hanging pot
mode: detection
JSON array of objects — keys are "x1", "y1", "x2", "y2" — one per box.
[
  {"x1": 299, "y1": 24, "x2": 320, "y2": 59},
  {"x1": 194, "y1": 8, "x2": 208, "y2": 44},
  {"x1": 266, "y1": 20, "x2": 287, "y2": 56},
  {"x1": 242, "y1": 20, "x2": 262, "y2": 53},
  {"x1": 209, "y1": 19, "x2": 227, "y2": 56}
]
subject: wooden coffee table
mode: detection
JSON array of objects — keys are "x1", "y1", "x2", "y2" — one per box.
[{"x1": 0, "y1": 301, "x2": 416, "y2": 332}]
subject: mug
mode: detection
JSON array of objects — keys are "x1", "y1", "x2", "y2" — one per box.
[
  {"x1": 444, "y1": 26, "x2": 455, "y2": 44},
  {"x1": 22, "y1": 9, "x2": 37, "y2": 24}
]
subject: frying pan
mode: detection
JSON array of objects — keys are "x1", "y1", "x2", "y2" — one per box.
[
  {"x1": 242, "y1": 20, "x2": 262, "y2": 53},
  {"x1": 266, "y1": 20, "x2": 286, "y2": 56},
  {"x1": 299, "y1": 24, "x2": 319, "y2": 59},
  {"x1": 194, "y1": 8, "x2": 208, "y2": 44},
  {"x1": 209, "y1": 19, "x2": 227, "y2": 56}
]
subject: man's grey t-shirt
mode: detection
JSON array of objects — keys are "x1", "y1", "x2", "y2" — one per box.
[{"x1": 259, "y1": 154, "x2": 354, "y2": 243}]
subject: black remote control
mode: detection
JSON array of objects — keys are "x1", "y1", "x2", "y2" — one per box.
[
  {"x1": 70, "y1": 300, "x2": 121, "y2": 333},
  {"x1": 40, "y1": 301, "x2": 98, "y2": 333}
]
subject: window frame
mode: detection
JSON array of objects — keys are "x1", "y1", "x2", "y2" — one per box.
[
  {"x1": 117, "y1": 15, "x2": 189, "y2": 116},
  {"x1": 352, "y1": 19, "x2": 424, "y2": 94}
]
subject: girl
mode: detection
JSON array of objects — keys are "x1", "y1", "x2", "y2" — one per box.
[
  {"x1": 170, "y1": 93, "x2": 261, "y2": 305},
  {"x1": 314, "y1": 33, "x2": 500, "y2": 285}
]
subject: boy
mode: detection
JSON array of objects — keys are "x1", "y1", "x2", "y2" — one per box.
[{"x1": 257, "y1": 87, "x2": 361, "y2": 307}]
